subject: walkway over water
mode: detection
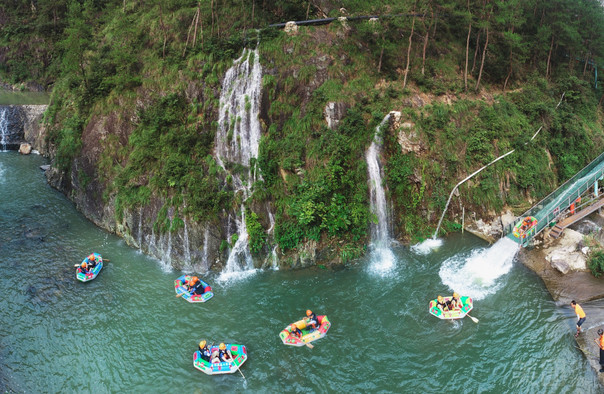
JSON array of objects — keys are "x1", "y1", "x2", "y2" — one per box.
[{"x1": 506, "y1": 151, "x2": 604, "y2": 245}]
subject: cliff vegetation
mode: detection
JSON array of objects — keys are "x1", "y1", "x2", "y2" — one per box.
[{"x1": 2, "y1": 0, "x2": 604, "y2": 268}]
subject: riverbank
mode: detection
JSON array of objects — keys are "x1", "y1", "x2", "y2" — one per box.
[{"x1": 516, "y1": 210, "x2": 604, "y2": 383}]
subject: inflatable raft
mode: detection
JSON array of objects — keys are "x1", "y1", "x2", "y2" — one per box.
[
  {"x1": 174, "y1": 275, "x2": 213, "y2": 303},
  {"x1": 429, "y1": 296, "x2": 473, "y2": 320},
  {"x1": 193, "y1": 344, "x2": 247, "y2": 375},
  {"x1": 76, "y1": 253, "x2": 103, "y2": 282},
  {"x1": 279, "y1": 315, "x2": 331, "y2": 346},
  {"x1": 513, "y1": 216, "x2": 538, "y2": 239}
]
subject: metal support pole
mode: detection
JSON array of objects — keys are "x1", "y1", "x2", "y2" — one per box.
[{"x1": 462, "y1": 207, "x2": 465, "y2": 233}]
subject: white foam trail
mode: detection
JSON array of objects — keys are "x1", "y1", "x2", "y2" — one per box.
[
  {"x1": 411, "y1": 238, "x2": 443, "y2": 255},
  {"x1": 439, "y1": 237, "x2": 518, "y2": 300}
]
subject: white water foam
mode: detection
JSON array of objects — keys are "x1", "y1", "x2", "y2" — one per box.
[
  {"x1": 217, "y1": 267, "x2": 258, "y2": 283},
  {"x1": 411, "y1": 238, "x2": 443, "y2": 255},
  {"x1": 366, "y1": 246, "x2": 396, "y2": 277},
  {"x1": 439, "y1": 237, "x2": 518, "y2": 300}
]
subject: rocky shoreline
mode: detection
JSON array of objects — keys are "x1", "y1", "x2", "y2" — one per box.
[{"x1": 515, "y1": 211, "x2": 604, "y2": 383}]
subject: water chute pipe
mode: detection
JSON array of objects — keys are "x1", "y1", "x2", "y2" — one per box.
[
  {"x1": 268, "y1": 14, "x2": 424, "y2": 28},
  {"x1": 433, "y1": 92, "x2": 566, "y2": 238}
]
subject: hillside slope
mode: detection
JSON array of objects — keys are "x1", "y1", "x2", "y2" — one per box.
[{"x1": 2, "y1": 0, "x2": 604, "y2": 269}]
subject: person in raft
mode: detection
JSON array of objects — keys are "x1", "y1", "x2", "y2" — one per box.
[
  {"x1": 289, "y1": 324, "x2": 303, "y2": 338},
  {"x1": 198, "y1": 340, "x2": 212, "y2": 362},
  {"x1": 520, "y1": 217, "x2": 532, "y2": 233},
  {"x1": 211, "y1": 343, "x2": 233, "y2": 363},
  {"x1": 186, "y1": 276, "x2": 205, "y2": 295},
  {"x1": 86, "y1": 254, "x2": 97, "y2": 269},
  {"x1": 571, "y1": 300, "x2": 586, "y2": 338},
  {"x1": 447, "y1": 292, "x2": 463, "y2": 310},
  {"x1": 305, "y1": 310, "x2": 319, "y2": 330},
  {"x1": 436, "y1": 295, "x2": 449, "y2": 312},
  {"x1": 79, "y1": 262, "x2": 90, "y2": 273},
  {"x1": 596, "y1": 329, "x2": 604, "y2": 373}
]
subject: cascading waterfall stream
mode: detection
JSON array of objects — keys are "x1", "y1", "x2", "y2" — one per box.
[
  {"x1": 0, "y1": 107, "x2": 8, "y2": 151},
  {"x1": 215, "y1": 46, "x2": 262, "y2": 279},
  {"x1": 366, "y1": 114, "x2": 396, "y2": 275}
]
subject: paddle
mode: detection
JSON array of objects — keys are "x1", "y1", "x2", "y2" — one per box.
[
  {"x1": 305, "y1": 342, "x2": 314, "y2": 349},
  {"x1": 236, "y1": 364, "x2": 246, "y2": 380},
  {"x1": 466, "y1": 314, "x2": 479, "y2": 323}
]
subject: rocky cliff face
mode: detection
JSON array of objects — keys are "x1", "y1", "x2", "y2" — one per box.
[{"x1": 1, "y1": 105, "x2": 46, "y2": 150}]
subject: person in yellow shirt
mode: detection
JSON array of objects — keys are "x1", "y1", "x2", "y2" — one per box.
[
  {"x1": 571, "y1": 300, "x2": 586, "y2": 338},
  {"x1": 595, "y1": 329, "x2": 604, "y2": 373}
]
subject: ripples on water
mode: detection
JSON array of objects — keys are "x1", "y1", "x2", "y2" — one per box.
[{"x1": 0, "y1": 152, "x2": 600, "y2": 392}]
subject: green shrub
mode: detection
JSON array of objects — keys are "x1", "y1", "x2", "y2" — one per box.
[{"x1": 588, "y1": 250, "x2": 604, "y2": 278}]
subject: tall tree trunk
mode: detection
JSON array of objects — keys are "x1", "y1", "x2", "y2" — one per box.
[
  {"x1": 211, "y1": 0, "x2": 215, "y2": 36},
  {"x1": 503, "y1": 26, "x2": 515, "y2": 92},
  {"x1": 378, "y1": 47, "x2": 384, "y2": 74},
  {"x1": 583, "y1": 50, "x2": 590, "y2": 76},
  {"x1": 546, "y1": 34, "x2": 554, "y2": 78},
  {"x1": 252, "y1": 0, "x2": 255, "y2": 28},
  {"x1": 403, "y1": 3, "x2": 417, "y2": 90},
  {"x1": 472, "y1": 32, "x2": 481, "y2": 73},
  {"x1": 159, "y1": 4, "x2": 168, "y2": 59},
  {"x1": 475, "y1": 25, "x2": 489, "y2": 91},
  {"x1": 422, "y1": 30, "x2": 429, "y2": 75},
  {"x1": 464, "y1": 22, "x2": 471, "y2": 92}
]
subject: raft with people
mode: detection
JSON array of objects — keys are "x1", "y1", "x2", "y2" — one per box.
[
  {"x1": 513, "y1": 216, "x2": 538, "y2": 239},
  {"x1": 429, "y1": 295, "x2": 473, "y2": 320},
  {"x1": 76, "y1": 253, "x2": 103, "y2": 282},
  {"x1": 174, "y1": 275, "x2": 213, "y2": 302},
  {"x1": 279, "y1": 314, "x2": 331, "y2": 347},
  {"x1": 193, "y1": 343, "x2": 247, "y2": 375}
]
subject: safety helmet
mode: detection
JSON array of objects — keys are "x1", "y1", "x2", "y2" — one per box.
[
  {"x1": 290, "y1": 324, "x2": 297, "y2": 331},
  {"x1": 191, "y1": 276, "x2": 199, "y2": 283},
  {"x1": 437, "y1": 295, "x2": 443, "y2": 302},
  {"x1": 599, "y1": 329, "x2": 604, "y2": 336},
  {"x1": 453, "y1": 292, "x2": 459, "y2": 298},
  {"x1": 306, "y1": 310, "x2": 312, "y2": 316},
  {"x1": 199, "y1": 340, "x2": 206, "y2": 348},
  {"x1": 219, "y1": 343, "x2": 226, "y2": 350},
  {"x1": 88, "y1": 254, "x2": 95, "y2": 260},
  {"x1": 81, "y1": 262, "x2": 87, "y2": 268}
]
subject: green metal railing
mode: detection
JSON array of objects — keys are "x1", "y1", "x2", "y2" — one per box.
[{"x1": 505, "y1": 151, "x2": 604, "y2": 245}]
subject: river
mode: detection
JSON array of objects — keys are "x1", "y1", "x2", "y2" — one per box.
[{"x1": 0, "y1": 152, "x2": 600, "y2": 393}]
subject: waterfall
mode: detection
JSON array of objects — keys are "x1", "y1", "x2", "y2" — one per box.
[
  {"x1": 0, "y1": 107, "x2": 8, "y2": 151},
  {"x1": 0, "y1": 106, "x2": 25, "y2": 151},
  {"x1": 202, "y1": 228, "x2": 210, "y2": 270},
  {"x1": 366, "y1": 114, "x2": 396, "y2": 275},
  {"x1": 215, "y1": 47, "x2": 262, "y2": 279},
  {"x1": 183, "y1": 218, "x2": 191, "y2": 264}
]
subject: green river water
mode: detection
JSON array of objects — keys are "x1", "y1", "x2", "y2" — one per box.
[{"x1": 0, "y1": 152, "x2": 600, "y2": 393}]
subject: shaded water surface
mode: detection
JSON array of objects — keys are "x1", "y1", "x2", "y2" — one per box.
[{"x1": 0, "y1": 153, "x2": 600, "y2": 392}]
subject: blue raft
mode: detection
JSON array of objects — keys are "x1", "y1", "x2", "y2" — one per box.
[
  {"x1": 174, "y1": 275, "x2": 214, "y2": 303},
  {"x1": 76, "y1": 253, "x2": 103, "y2": 282}
]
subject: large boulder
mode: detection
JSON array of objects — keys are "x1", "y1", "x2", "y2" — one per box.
[{"x1": 546, "y1": 229, "x2": 587, "y2": 274}]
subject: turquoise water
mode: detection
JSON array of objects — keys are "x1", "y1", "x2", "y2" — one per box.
[{"x1": 0, "y1": 152, "x2": 600, "y2": 393}]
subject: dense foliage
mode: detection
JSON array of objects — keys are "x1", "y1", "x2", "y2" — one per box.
[{"x1": 2, "y1": 0, "x2": 604, "y2": 259}]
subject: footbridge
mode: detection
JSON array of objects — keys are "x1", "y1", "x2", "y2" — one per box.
[{"x1": 505, "y1": 151, "x2": 604, "y2": 246}]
